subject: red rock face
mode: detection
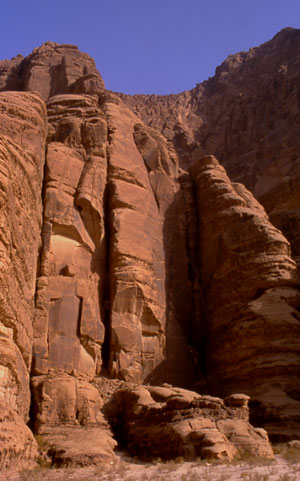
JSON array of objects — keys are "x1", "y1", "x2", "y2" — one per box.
[
  {"x1": 0, "y1": 42, "x2": 105, "y2": 99},
  {"x1": 107, "y1": 386, "x2": 274, "y2": 461},
  {"x1": 119, "y1": 28, "x2": 300, "y2": 197},
  {"x1": 1, "y1": 31, "x2": 300, "y2": 467},
  {"x1": 0, "y1": 91, "x2": 47, "y2": 468},
  {"x1": 189, "y1": 155, "x2": 300, "y2": 440}
]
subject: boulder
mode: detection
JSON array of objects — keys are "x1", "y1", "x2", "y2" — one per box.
[{"x1": 107, "y1": 385, "x2": 273, "y2": 461}]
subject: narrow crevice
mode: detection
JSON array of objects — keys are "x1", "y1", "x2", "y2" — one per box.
[
  {"x1": 27, "y1": 382, "x2": 37, "y2": 433},
  {"x1": 179, "y1": 171, "x2": 208, "y2": 388},
  {"x1": 34, "y1": 142, "x2": 48, "y2": 291},
  {"x1": 29, "y1": 139, "x2": 48, "y2": 438},
  {"x1": 76, "y1": 296, "x2": 83, "y2": 338},
  {"x1": 100, "y1": 182, "x2": 112, "y2": 371},
  {"x1": 100, "y1": 128, "x2": 114, "y2": 372}
]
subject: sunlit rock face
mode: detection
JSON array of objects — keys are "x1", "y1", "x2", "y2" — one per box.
[
  {"x1": 107, "y1": 386, "x2": 274, "y2": 461},
  {"x1": 33, "y1": 94, "x2": 107, "y2": 379},
  {"x1": 0, "y1": 91, "x2": 47, "y2": 469},
  {"x1": 1, "y1": 30, "x2": 300, "y2": 468},
  {"x1": 0, "y1": 42, "x2": 105, "y2": 99},
  {"x1": 102, "y1": 98, "x2": 195, "y2": 386}
]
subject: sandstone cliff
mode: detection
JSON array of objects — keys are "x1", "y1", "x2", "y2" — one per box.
[
  {"x1": 0, "y1": 30, "x2": 300, "y2": 468},
  {"x1": 0, "y1": 91, "x2": 47, "y2": 469}
]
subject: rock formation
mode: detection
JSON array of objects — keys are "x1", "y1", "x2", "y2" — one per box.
[
  {"x1": 119, "y1": 28, "x2": 300, "y2": 195},
  {"x1": 0, "y1": 28, "x2": 300, "y2": 469},
  {"x1": 0, "y1": 91, "x2": 47, "y2": 469},
  {"x1": 107, "y1": 385, "x2": 273, "y2": 461},
  {"x1": 189, "y1": 155, "x2": 300, "y2": 440},
  {"x1": 0, "y1": 42, "x2": 105, "y2": 99}
]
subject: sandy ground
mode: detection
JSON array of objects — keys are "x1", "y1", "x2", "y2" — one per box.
[{"x1": 0, "y1": 454, "x2": 300, "y2": 481}]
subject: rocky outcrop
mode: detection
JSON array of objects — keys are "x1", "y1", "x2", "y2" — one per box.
[
  {"x1": 31, "y1": 93, "x2": 115, "y2": 464},
  {"x1": 33, "y1": 93, "x2": 107, "y2": 379},
  {"x1": 1, "y1": 31, "x2": 300, "y2": 469},
  {"x1": 118, "y1": 29, "x2": 300, "y2": 321},
  {"x1": 107, "y1": 385, "x2": 273, "y2": 461},
  {"x1": 0, "y1": 91, "x2": 47, "y2": 468},
  {"x1": 29, "y1": 88, "x2": 196, "y2": 460},
  {"x1": 0, "y1": 42, "x2": 105, "y2": 99},
  {"x1": 102, "y1": 95, "x2": 196, "y2": 385},
  {"x1": 31, "y1": 374, "x2": 116, "y2": 466},
  {"x1": 119, "y1": 28, "x2": 300, "y2": 197},
  {"x1": 189, "y1": 155, "x2": 300, "y2": 440}
]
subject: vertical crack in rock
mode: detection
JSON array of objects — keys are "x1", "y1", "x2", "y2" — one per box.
[
  {"x1": 132, "y1": 120, "x2": 198, "y2": 387},
  {"x1": 2, "y1": 34, "x2": 300, "y2": 466},
  {"x1": 100, "y1": 94, "x2": 167, "y2": 384},
  {"x1": 179, "y1": 171, "x2": 208, "y2": 391},
  {"x1": 99, "y1": 127, "x2": 114, "y2": 371},
  {"x1": 29, "y1": 92, "x2": 117, "y2": 464}
]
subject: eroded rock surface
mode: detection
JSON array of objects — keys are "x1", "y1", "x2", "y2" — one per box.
[
  {"x1": 33, "y1": 93, "x2": 107, "y2": 379},
  {"x1": 119, "y1": 28, "x2": 300, "y2": 196},
  {"x1": 107, "y1": 385, "x2": 273, "y2": 461},
  {"x1": 0, "y1": 91, "x2": 47, "y2": 468},
  {"x1": 102, "y1": 96, "x2": 196, "y2": 385},
  {"x1": 1, "y1": 32, "x2": 300, "y2": 470},
  {"x1": 0, "y1": 42, "x2": 105, "y2": 99},
  {"x1": 189, "y1": 155, "x2": 300, "y2": 439},
  {"x1": 31, "y1": 373, "x2": 116, "y2": 466}
]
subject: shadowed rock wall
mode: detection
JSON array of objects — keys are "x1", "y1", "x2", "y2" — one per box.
[{"x1": 189, "y1": 155, "x2": 300, "y2": 440}]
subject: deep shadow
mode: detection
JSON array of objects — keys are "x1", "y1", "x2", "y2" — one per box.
[{"x1": 161, "y1": 173, "x2": 207, "y2": 390}]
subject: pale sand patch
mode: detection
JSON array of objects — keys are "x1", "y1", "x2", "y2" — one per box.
[{"x1": 0, "y1": 455, "x2": 300, "y2": 481}]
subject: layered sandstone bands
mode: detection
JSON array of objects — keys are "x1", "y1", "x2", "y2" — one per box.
[
  {"x1": 189, "y1": 155, "x2": 300, "y2": 439},
  {"x1": 107, "y1": 386, "x2": 273, "y2": 461},
  {"x1": 0, "y1": 33, "x2": 300, "y2": 469}
]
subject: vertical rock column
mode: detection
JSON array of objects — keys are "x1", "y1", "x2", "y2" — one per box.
[
  {"x1": 33, "y1": 94, "x2": 107, "y2": 379},
  {"x1": 0, "y1": 92, "x2": 47, "y2": 468},
  {"x1": 100, "y1": 94, "x2": 197, "y2": 386},
  {"x1": 189, "y1": 155, "x2": 300, "y2": 439},
  {"x1": 31, "y1": 94, "x2": 117, "y2": 464},
  {"x1": 102, "y1": 98, "x2": 167, "y2": 383},
  {"x1": 132, "y1": 123, "x2": 198, "y2": 387}
]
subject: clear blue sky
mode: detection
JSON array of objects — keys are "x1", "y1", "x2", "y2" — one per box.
[{"x1": 0, "y1": 0, "x2": 299, "y2": 94}]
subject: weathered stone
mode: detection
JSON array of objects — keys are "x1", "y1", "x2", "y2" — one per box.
[
  {"x1": 120, "y1": 28, "x2": 300, "y2": 198},
  {"x1": 33, "y1": 94, "x2": 107, "y2": 379},
  {"x1": 31, "y1": 374, "x2": 116, "y2": 465},
  {"x1": 0, "y1": 42, "x2": 105, "y2": 100},
  {"x1": 0, "y1": 91, "x2": 47, "y2": 468},
  {"x1": 107, "y1": 385, "x2": 273, "y2": 461},
  {"x1": 1, "y1": 32, "x2": 300, "y2": 468},
  {"x1": 189, "y1": 155, "x2": 300, "y2": 440},
  {"x1": 0, "y1": 401, "x2": 38, "y2": 470},
  {"x1": 103, "y1": 99, "x2": 195, "y2": 385}
]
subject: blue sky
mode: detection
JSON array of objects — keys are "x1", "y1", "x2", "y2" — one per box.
[{"x1": 0, "y1": 0, "x2": 300, "y2": 94}]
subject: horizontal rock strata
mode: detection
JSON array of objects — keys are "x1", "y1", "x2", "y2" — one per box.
[
  {"x1": 1, "y1": 32, "x2": 300, "y2": 469},
  {"x1": 107, "y1": 385, "x2": 273, "y2": 461},
  {"x1": 189, "y1": 155, "x2": 300, "y2": 440}
]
